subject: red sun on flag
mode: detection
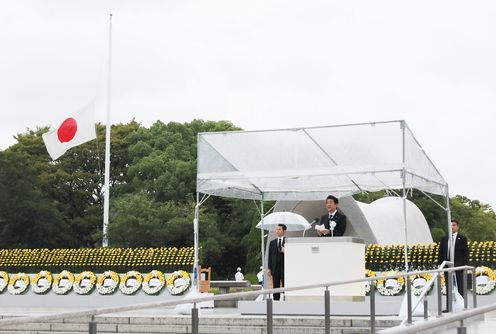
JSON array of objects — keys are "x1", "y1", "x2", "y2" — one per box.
[
  {"x1": 42, "y1": 102, "x2": 96, "y2": 160},
  {"x1": 57, "y1": 117, "x2": 78, "y2": 143}
]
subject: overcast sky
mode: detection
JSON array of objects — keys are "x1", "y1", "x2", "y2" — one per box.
[{"x1": 1, "y1": 1, "x2": 495, "y2": 209}]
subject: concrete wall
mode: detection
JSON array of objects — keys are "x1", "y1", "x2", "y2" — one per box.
[{"x1": 272, "y1": 196, "x2": 433, "y2": 245}]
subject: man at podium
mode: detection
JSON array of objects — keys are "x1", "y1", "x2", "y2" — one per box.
[{"x1": 316, "y1": 195, "x2": 347, "y2": 237}]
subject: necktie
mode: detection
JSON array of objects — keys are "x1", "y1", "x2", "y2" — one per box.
[{"x1": 278, "y1": 238, "x2": 282, "y2": 249}]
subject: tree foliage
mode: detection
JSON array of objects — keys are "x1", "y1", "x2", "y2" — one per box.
[
  {"x1": 0, "y1": 119, "x2": 256, "y2": 278},
  {"x1": 1, "y1": 120, "x2": 495, "y2": 278}
]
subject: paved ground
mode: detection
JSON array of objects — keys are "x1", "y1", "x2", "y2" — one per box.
[
  {"x1": 436, "y1": 310, "x2": 496, "y2": 334},
  {"x1": 1, "y1": 292, "x2": 496, "y2": 333}
]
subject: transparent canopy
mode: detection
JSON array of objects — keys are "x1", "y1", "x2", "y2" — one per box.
[{"x1": 197, "y1": 121, "x2": 447, "y2": 201}]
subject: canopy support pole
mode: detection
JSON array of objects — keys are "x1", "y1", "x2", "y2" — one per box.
[
  {"x1": 418, "y1": 189, "x2": 447, "y2": 211},
  {"x1": 193, "y1": 192, "x2": 200, "y2": 290},
  {"x1": 446, "y1": 186, "x2": 453, "y2": 265},
  {"x1": 260, "y1": 196, "x2": 268, "y2": 299},
  {"x1": 401, "y1": 121, "x2": 409, "y2": 272},
  {"x1": 402, "y1": 172, "x2": 409, "y2": 272},
  {"x1": 192, "y1": 192, "x2": 211, "y2": 290}
]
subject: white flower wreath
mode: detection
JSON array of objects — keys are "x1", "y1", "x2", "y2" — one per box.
[
  {"x1": 409, "y1": 273, "x2": 433, "y2": 296},
  {"x1": 53, "y1": 271, "x2": 75, "y2": 295},
  {"x1": 0, "y1": 271, "x2": 8, "y2": 293},
  {"x1": 31, "y1": 270, "x2": 53, "y2": 294},
  {"x1": 143, "y1": 270, "x2": 165, "y2": 295},
  {"x1": 376, "y1": 271, "x2": 405, "y2": 296},
  {"x1": 167, "y1": 270, "x2": 191, "y2": 295},
  {"x1": 74, "y1": 271, "x2": 97, "y2": 295},
  {"x1": 365, "y1": 269, "x2": 376, "y2": 295},
  {"x1": 8, "y1": 273, "x2": 30, "y2": 295},
  {"x1": 475, "y1": 266, "x2": 496, "y2": 295},
  {"x1": 96, "y1": 271, "x2": 120, "y2": 295},
  {"x1": 119, "y1": 271, "x2": 143, "y2": 295}
]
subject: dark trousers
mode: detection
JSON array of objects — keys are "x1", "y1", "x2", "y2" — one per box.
[
  {"x1": 444, "y1": 270, "x2": 466, "y2": 308},
  {"x1": 272, "y1": 271, "x2": 284, "y2": 301}
]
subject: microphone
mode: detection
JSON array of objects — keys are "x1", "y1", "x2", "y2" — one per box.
[{"x1": 304, "y1": 218, "x2": 320, "y2": 238}]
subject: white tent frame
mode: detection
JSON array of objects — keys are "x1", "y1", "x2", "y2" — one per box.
[{"x1": 192, "y1": 120, "x2": 454, "y2": 290}]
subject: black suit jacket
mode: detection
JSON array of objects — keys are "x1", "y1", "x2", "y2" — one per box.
[
  {"x1": 438, "y1": 233, "x2": 469, "y2": 267},
  {"x1": 319, "y1": 211, "x2": 347, "y2": 237},
  {"x1": 268, "y1": 237, "x2": 285, "y2": 277}
]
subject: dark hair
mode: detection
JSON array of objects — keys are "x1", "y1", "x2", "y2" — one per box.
[
  {"x1": 278, "y1": 224, "x2": 287, "y2": 231},
  {"x1": 451, "y1": 219, "x2": 459, "y2": 225},
  {"x1": 326, "y1": 195, "x2": 339, "y2": 204}
]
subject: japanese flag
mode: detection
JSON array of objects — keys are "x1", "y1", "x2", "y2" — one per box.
[{"x1": 42, "y1": 102, "x2": 97, "y2": 160}]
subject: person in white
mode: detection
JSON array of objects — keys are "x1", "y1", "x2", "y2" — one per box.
[
  {"x1": 235, "y1": 267, "x2": 245, "y2": 281},
  {"x1": 257, "y1": 266, "x2": 264, "y2": 285}
]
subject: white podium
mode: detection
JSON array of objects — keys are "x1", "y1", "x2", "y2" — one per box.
[{"x1": 285, "y1": 237, "x2": 365, "y2": 301}]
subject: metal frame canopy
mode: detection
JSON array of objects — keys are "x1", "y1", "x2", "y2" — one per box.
[
  {"x1": 193, "y1": 120, "x2": 452, "y2": 293},
  {"x1": 197, "y1": 120, "x2": 447, "y2": 200}
]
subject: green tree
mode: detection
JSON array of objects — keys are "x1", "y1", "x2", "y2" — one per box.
[
  {"x1": 450, "y1": 195, "x2": 496, "y2": 241},
  {"x1": 6, "y1": 122, "x2": 141, "y2": 247},
  {"x1": 110, "y1": 119, "x2": 255, "y2": 278},
  {"x1": 0, "y1": 151, "x2": 70, "y2": 247}
]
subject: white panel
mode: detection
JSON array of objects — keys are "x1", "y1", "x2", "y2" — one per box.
[{"x1": 285, "y1": 238, "x2": 365, "y2": 299}]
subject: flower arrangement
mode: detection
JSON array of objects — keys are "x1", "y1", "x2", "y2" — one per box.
[
  {"x1": 74, "y1": 271, "x2": 97, "y2": 295},
  {"x1": 52, "y1": 270, "x2": 75, "y2": 295},
  {"x1": 0, "y1": 271, "x2": 8, "y2": 293},
  {"x1": 119, "y1": 271, "x2": 143, "y2": 295},
  {"x1": 366, "y1": 243, "x2": 439, "y2": 272},
  {"x1": 409, "y1": 273, "x2": 433, "y2": 296},
  {"x1": 143, "y1": 270, "x2": 165, "y2": 295},
  {"x1": 376, "y1": 271, "x2": 405, "y2": 296},
  {"x1": 0, "y1": 247, "x2": 194, "y2": 273},
  {"x1": 166, "y1": 270, "x2": 191, "y2": 295},
  {"x1": 365, "y1": 269, "x2": 376, "y2": 295},
  {"x1": 469, "y1": 241, "x2": 496, "y2": 268},
  {"x1": 439, "y1": 274, "x2": 447, "y2": 295},
  {"x1": 474, "y1": 266, "x2": 496, "y2": 295},
  {"x1": 96, "y1": 271, "x2": 120, "y2": 295},
  {"x1": 8, "y1": 272, "x2": 30, "y2": 295},
  {"x1": 31, "y1": 270, "x2": 53, "y2": 294}
]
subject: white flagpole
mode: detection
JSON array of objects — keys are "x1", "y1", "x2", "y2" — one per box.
[{"x1": 102, "y1": 13, "x2": 113, "y2": 247}]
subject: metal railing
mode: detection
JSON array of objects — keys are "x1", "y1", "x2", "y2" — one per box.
[
  {"x1": 379, "y1": 300, "x2": 496, "y2": 334},
  {"x1": 0, "y1": 265, "x2": 481, "y2": 334}
]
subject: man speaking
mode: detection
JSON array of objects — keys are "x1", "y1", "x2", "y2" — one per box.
[{"x1": 316, "y1": 195, "x2": 347, "y2": 237}]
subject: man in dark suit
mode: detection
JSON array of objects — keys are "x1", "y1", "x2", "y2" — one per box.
[
  {"x1": 438, "y1": 219, "x2": 469, "y2": 309},
  {"x1": 268, "y1": 223, "x2": 286, "y2": 301},
  {"x1": 317, "y1": 195, "x2": 347, "y2": 237}
]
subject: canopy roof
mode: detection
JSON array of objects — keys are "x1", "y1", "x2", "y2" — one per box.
[{"x1": 197, "y1": 120, "x2": 447, "y2": 201}]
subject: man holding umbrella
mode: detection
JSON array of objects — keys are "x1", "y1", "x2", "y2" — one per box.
[{"x1": 268, "y1": 223, "x2": 287, "y2": 301}]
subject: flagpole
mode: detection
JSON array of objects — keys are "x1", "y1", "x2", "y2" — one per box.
[{"x1": 102, "y1": 13, "x2": 113, "y2": 247}]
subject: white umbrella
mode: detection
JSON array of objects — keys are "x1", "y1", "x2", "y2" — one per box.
[{"x1": 256, "y1": 211, "x2": 311, "y2": 232}]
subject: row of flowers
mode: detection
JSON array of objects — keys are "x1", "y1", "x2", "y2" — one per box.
[
  {"x1": 0, "y1": 247, "x2": 194, "y2": 273},
  {"x1": 0, "y1": 270, "x2": 191, "y2": 296},
  {"x1": 366, "y1": 241, "x2": 496, "y2": 272},
  {"x1": 364, "y1": 266, "x2": 496, "y2": 296}
]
